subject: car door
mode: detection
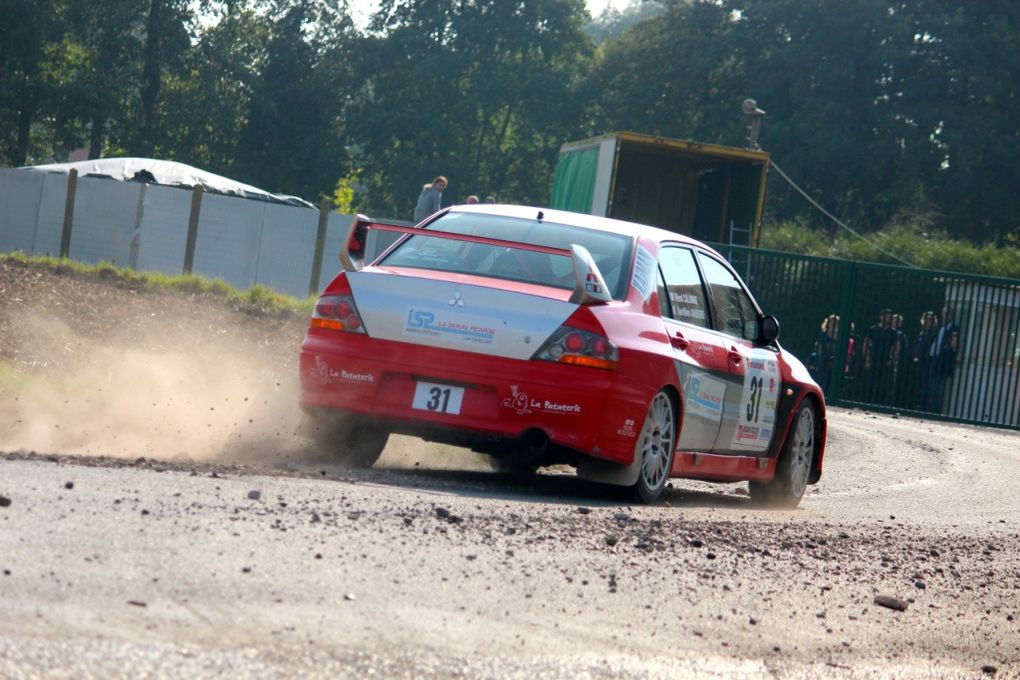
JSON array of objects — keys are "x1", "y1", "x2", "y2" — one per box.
[
  {"x1": 657, "y1": 245, "x2": 735, "y2": 452},
  {"x1": 695, "y1": 251, "x2": 781, "y2": 455}
]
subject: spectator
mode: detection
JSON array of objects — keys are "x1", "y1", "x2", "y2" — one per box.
[
  {"x1": 484, "y1": 195, "x2": 496, "y2": 204},
  {"x1": 844, "y1": 321, "x2": 857, "y2": 380},
  {"x1": 923, "y1": 306, "x2": 960, "y2": 412},
  {"x1": 810, "y1": 314, "x2": 839, "y2": 392},
  {"x1": 465, "y1": 195, "x2": 480, "y2": 204},
  {"x1": 413, "y1": 175, "x2": 447, "y2": 222},
  {"x1": 912, "y1": 310, "x2": 938, "y2": 408},
  {"x1": 890, "y1": 313, "x2": 909, "y2": 405},
  {"x1": 862, "y1": 309, "x2": 895, "y2": 404}
]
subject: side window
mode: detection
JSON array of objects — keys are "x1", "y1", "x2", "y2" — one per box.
[
  {"x1": 657, "y1": 247, "x2": 710, "y2": 329},
  {"x1": 697, "y1": 252, "x2": 759, "y2": 340}
]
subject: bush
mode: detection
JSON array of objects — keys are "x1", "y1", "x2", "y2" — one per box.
[{"x1": 762, "y1": 221, "x2": 1020, "y2": 279}]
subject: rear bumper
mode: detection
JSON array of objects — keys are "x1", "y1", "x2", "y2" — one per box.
[{"x1": 299, "y1": 329, "x2": 651, "y2": 464}]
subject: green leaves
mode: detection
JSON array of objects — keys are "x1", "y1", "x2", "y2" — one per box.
[{"x1": 2, "y1": 0, "x2": 1017, "y2": 246}]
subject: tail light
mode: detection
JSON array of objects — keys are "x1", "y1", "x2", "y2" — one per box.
[
  {"x1": 533, "y1": 326, "x2": 618, "y2": 370},
  {"x1": 310, "y1": 295, "x2": 366, "y2": 334}
]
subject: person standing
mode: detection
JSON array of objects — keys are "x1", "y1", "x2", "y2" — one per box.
[
  {"x1": 811, "y1": 314, "x2": 839, "y2": 393},
  {"x1": 862, "y1": 309, "x2": 895, "y2": 404},
  {"x1": 413, "y1": 175, "x2": 448, "y2": 222},
  {"x1": 890, "y1": 313, "x2": 909, "y2": 405},
  {"x1": 923, "y1": 306, "x2": 960, "y2": 412},
  {"x1": 912, "y1": 311, "x2": 938, "y2": 408}
]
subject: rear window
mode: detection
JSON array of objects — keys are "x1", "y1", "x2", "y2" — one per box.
[{"x1": 379, "y1": 212, "x2": 633, "y2": 300}]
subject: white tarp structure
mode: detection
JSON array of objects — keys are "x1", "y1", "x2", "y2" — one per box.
[
  {"x1": 23, "y1": 158, "x2": 315, "y2": 208},
  {"x1": 0, "y1": 160, "x2": 355, "y2": 299}
]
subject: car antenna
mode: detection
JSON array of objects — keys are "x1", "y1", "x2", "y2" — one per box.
[{"x1": 536, "y1": 210, "x2": 544, "y2": 222}]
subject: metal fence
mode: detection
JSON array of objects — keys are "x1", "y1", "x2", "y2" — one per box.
[
  {"x1": 710, "y1": 243, "x2": 1020, "y2": 429},
  {"x1": 0, "y1": 167, "x2": 358, "y2": 299}
]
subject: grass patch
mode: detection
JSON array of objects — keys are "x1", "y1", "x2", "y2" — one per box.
[{"x1": 1, "y1": 252, "x2": 314, "y2": 315}]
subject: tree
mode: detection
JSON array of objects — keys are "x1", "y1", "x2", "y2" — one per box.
[
  {"x1": 158, "y1": 6, "x2": 269, "y2": 173},
  {"x1": 592, "y1": 0, "x2": 738, "y2": 142},
  {"x1": 132, "y1": 0, "x2": 192, "y2": 157},
  {"x1": 910, "y1": 1, "x2": 1020, "y2": 242},
  {"x1": 352, "y1": 0, "x2": 595, "y2": 216},
  {"x1": 0, "y1": 0, "x2": 65, "y2": 165},
  {"x1": 232, "y1": 0, "x2": 361, "y2": 199}
]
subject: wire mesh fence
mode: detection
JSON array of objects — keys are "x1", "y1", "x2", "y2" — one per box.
[{"x1": 711, "y1": 243, "x2": 1020, "y2": 429}]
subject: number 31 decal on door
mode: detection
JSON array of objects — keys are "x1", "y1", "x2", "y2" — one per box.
[{"x1": 732, "y1": 351, "x2": 779, "y2": 451}]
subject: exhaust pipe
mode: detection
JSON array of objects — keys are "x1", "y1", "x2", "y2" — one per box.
[{"x1": 521, "y1": 429, "x2": 551, "y2": 464}]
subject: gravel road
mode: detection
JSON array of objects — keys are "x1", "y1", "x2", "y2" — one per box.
[{"x1": 1, "y1": 408, "x2": 1018, "y2": 679}]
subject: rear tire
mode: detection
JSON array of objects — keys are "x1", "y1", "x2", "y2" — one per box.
[
  {"x1": 342, "y1": 426, "x2": 390, "y2": 468},
  {"x1": 749, "y1": 401, "x2": 816, "y2": 508},
  {"x1": 304, "y1": 414, "x2": 389, "y2": 468},
  {"x1": 631, "y1": 391, "x2": 677, "y2": 504}
]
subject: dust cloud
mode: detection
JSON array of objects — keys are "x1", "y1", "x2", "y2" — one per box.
[
  {"x1": 0, "y1": 307, "x2": 487, "y2": 472},
  {"x1": 0, "y1": 309, "x2": 307, "y2": 464}
]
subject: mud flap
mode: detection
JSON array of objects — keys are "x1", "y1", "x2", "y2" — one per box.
[{"x1": 576, "y1": 453, "x2": 641, "y2": 487}]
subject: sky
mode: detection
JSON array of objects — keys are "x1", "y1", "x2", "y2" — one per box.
[{"x1": 348, "y1": 0, "x2": 634, "y2": 26}]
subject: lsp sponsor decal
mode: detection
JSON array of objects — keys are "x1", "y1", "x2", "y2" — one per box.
[
  {"x1": 501, "y1": 385, "x2": 581, "y2": 416},
  {"x1": 405, "y1": 308, "x2": 497, "y2": 345}
]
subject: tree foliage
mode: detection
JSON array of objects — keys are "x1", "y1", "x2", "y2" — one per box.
[{"x1": 1, "y1": 0, "x2": 1018, "y2": 250}]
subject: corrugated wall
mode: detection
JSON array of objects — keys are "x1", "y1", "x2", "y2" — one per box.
[{"x1": 0, "y1": 168, "x2": 354, "y2": 299}]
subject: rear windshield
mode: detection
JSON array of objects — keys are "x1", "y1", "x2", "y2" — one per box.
[{"x1": 379, "y1": 212, "x2": 633, "y2": 300}]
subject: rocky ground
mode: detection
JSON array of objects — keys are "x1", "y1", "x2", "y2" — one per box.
[{"x1": 1, "y1": 258, "x2": 1018, "y2": 679}]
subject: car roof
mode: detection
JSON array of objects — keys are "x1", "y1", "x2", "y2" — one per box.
[{"x1": 443, "y1": 204, "x2": 712, "y2": 252}]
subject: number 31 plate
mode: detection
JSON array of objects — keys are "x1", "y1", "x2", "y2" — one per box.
[{"x1": 412, "y1": 381, "x2": 465, "y2": 415}]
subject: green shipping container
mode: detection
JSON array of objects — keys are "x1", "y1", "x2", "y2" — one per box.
[{"x1": 550, "y1": 132, "x2": 771, "y2": 247}]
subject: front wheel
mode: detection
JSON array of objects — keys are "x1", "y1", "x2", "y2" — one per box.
[
  {"x1": 749, "y1": 401, "x2": 816, "y2": 508},
  {"x1": 631, "y1": 391, "x2": 677, "y2": 504}
]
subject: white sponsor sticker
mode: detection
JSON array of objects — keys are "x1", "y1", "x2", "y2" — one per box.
[
  {"x1": 683, "y1": 372, "x2": 726, "y2": 422},
  {"x1": 313, "y1": 356, "x2": 375, "y2": 385},
  {"x1": 631, "y1": 245, "x2": 656, "y2": 300},
  {"x1": 731, "y1": 351, "x2": 779, "y2": 451},
  {"x1": 404, "y1": 307, "x2": 498, "y2": 346},
  {"x1": 500, "y1": 385, "x2": 582, "y2": 416}
]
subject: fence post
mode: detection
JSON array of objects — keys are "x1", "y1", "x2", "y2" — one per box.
[
  {"x1": 183, "y1": 184, "x2": 203, "y2": 274},
  {"x1": 309, "y1": 198, "x2": 330, "y2": 297},
  {"x1": 59, "y1": 169, "x2": 78, "y2": 258}
]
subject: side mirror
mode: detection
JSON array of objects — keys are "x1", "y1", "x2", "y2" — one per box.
[{"x1": 760, "y1": 315, "x2": 780, "y2": 344}]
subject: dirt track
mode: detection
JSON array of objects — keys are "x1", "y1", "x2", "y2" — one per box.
[{"x1": 1, "y1": 259, "x2": 1018, "y2": 678}]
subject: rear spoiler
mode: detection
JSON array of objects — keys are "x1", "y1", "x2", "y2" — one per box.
[{"x1": 339, "y1": 219, "x2": 612, "y2": 305}]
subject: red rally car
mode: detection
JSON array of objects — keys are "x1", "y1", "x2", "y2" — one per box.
[{"x1": 300, "y1": 204, "x2": 826, "y2": 506}]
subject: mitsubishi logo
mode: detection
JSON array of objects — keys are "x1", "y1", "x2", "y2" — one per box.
[{"x1": 448, "y1": 291, "x2": 465, "y2": 307}]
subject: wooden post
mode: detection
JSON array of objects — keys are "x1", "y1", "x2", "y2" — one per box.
[
  {"x1": 59, "y1": 169, "x2": 78, "y2": 258},
  {"x1": 309, "y1": 198, "x2": 330, "y2": 296},
  {"x1": 183, "y1": 184, "x2": 203, "y2": 274}
]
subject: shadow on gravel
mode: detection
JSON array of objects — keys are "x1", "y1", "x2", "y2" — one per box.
[{"x1": 349, "y1": 466, "x2": 759, "y2": 511}]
